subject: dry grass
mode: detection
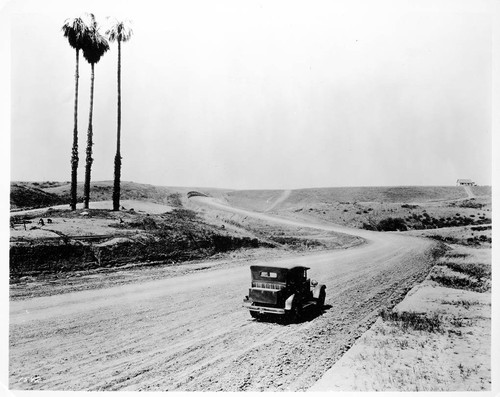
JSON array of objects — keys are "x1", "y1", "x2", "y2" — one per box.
[
  {"x1": 311, "y1": 244, "x2": 491, "y2": 392},
  {"x1": 429, "y1": 249, "x2": 491, "y2": 292},
  {"x1": 379, "y1": 309, "x2": 444, "y2": 333},
  {"x1": 312, "y1": 313, "x2": 491, "y2": 391}
]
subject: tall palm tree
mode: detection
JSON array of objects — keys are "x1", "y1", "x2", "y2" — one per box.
[
  {"x1": 62, "y1": 16, "x2": 88, "y2": 211},
  {"x1": 81, "y1": 13, "x2": 109, "y2": 209},
  {"x1": 106, "y1": 19, "x2": 133, "y2": 211}
]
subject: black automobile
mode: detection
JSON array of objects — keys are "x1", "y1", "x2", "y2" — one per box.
[{"x1": 243, "y1": 264, "x2": 326, "y2": 322}]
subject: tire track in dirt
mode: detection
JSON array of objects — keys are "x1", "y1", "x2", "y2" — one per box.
[{"x1": 265, "y1": 189, "x2": 292, "y2": 212}]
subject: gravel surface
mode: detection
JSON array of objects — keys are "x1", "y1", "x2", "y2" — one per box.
[{"x1": 9, "y1": 199, "x2": 440, "y2": 391}]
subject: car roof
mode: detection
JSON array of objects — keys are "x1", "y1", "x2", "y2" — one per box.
[{"x1": 250, "y1": 264, "x2": 310, "y2": 271}]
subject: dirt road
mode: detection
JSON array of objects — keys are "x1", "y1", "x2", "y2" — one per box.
[{"x1": 9, "y1": 199, "x2": 439, "y2": 391}]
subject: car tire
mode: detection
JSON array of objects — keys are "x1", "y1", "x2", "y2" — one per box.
[
  {"x1": 250, "y1": 310, "x2": 261, "y2": 320},
  {"x1": 317, "y1": 288, "x2": 326, "y2": 309},
  {"x1": 286, "y1": 300, "x2": 301, "y2": 324}
]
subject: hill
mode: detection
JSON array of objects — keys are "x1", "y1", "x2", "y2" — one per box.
[
  {"x1": 10, "y1": 182, "x2": 70, "y2": 210},
  {"x1": 11, "y1": 182, "x2": 492, "y2": 214},
  {"x1": 10, "y1": 181, "x2": 231, "y2": 211},
  {"x1": 223, "y1": 186, "x2": 491, "y2": 211}
]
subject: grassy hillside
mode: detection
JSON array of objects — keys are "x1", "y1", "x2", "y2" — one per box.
[
  {"x1": 227, "y1": 186, "x2": 474, "y2": 210},
  {"x1": 11, "y1": 181, "x2": 232, "y2": 211},
  {"x1": 11, "y1": 182, "x2": 492, "y2": 225},
  {"x1": 10, "y1": 183, "x2": 70, "y2": 210}
]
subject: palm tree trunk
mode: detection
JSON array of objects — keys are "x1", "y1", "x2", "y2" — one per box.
[
  {"x1": 70, "y1": 48, "x2": 80, "y2": 211},
  {"x1": 112, "y1": 40, "x2": 122, "y2": 211},
  {"x1": 83, "y1": 63, "x2": 95, "y2": 209}
]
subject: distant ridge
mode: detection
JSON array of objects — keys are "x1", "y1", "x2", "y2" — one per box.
[{"x1": 10, "y1": 181, "x2": 491, "y2": 212}]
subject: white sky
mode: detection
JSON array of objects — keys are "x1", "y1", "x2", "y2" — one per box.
[{"x1": 5, "y1": 0, "x2": 494, "y2": 189}]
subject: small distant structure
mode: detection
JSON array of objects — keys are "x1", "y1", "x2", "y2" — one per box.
[
  {"x1": 456, "y1": 179, "x2": 475, "y2": 186},
  {"x1": 187, "y1": 191, "x2": 209, "y2": 198}
]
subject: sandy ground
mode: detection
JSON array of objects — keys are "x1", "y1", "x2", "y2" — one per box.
[
  {"x1": 9, "y1": 197, "x2": 438, "y2": 391},
  {"x1": 311, "y1": 260, "x2": 491, "y2": 391},
  {"x1": 10, "y1": 200, "x2": 173, "y2": 240},
  {"x1": 11, "y1": 200, "x2": 173, "y2": 216}
]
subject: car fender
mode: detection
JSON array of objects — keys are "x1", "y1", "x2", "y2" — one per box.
[
  {"x1": 285, "y1": 294, "x2": 296, "y2": 311},
  {"x1": 312, "y1": 284, "x2": 326, "y2": 299}
]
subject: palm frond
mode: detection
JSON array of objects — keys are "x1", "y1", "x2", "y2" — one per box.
[
  {"x1": 105, "y1": 18, "x2": 133, "y2": 43},
  {"x1": 81, "y1": 13, "x2": 110, "y2": 64},
  {"x1": 61, "y1": 16, "x2": 87, "y2": 50}
]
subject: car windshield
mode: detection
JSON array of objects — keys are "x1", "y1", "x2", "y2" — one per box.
[{"x1": 259, "y1": 271, "x2": 277, "y2": 278}]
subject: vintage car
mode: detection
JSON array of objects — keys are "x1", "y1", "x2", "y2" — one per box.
[{"x1": 243, "y1": 264, "x2": 326, "y2": 322}]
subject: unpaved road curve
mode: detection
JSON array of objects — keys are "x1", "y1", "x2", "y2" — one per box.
[{"x1": 10, "y1": 199, "x2": 439, "y2": 391}]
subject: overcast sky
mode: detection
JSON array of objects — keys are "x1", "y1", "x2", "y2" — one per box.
[{"x1": 6, "y1": 0, "x2": 493, "y2": 189}]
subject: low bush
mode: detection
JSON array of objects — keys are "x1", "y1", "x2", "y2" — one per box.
[
  {"x1": 471, "y1": 226, "x2": 491, "y2": 232},
  {"x1": 268, "y1": 235, "x2": 324, "y2": 250},
  {"x1": 376, "y1": 217, "x2": 408, "y2": 231},
  {"x1": 458, "y1": 199, "x2": 484, "y2": 209},
  {"x1": 428, "y1": 235, "x2": 460, "y2": 244},
  {"x1": 401, "y1": 204, "x2": 418, "y2": 209},
  {"x1": 379, "y1": 309, "x2": 443, "y2": 333},
  {"x1": 430, "y1": 273, "x2": 487, "y2": 292},
  {"x1": 442, "y1": 261, "x2": 490, "y2": 280},
  {"x1": 441, "y1": 299, "x2": 478, "y2": 310}
]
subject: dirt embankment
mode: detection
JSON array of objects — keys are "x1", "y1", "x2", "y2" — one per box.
[{"x1": 10, "y1": 208, "x2": 267, "y2": 280}]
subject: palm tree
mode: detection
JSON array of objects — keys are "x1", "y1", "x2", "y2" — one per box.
[
  {"x1": 62, "y1": 16, "x2": 88, "y2": 211},
  {"x1": 81, "y1": 13, "x2": 109, "y2": 209},
  {"x1": 105, "y1": 19, "x2": 133, "y2": 211}
]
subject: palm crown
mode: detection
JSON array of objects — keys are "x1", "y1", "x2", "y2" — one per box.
[
  {"x1": 61, "y1": 16, "x2": 87, "y2": 50},
  {"x1": 82, "y1": 13, "x2": 110, "y2": 64},
  {"x1": 105, "y1": 19, "x2": 134, "y2": 43}
]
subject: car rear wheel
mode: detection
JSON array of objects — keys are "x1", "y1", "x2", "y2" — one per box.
[
  {"x1": 250, "y1": 310, "x2": 261, "y2": 320},
  {"x1": 317, "y1": 288, "x2": 326, "y2": 309},
  {"x1": 286, "y1": 300, "x2": 301, "y2": 324}
]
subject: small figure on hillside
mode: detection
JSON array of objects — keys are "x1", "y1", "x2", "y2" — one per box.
[{"x1": 38, "y1": 218, "x2": 45, "y2": 226}]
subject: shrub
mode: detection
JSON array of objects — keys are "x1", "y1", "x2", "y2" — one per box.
[
  {"x1": 362, "y1": 222, "x2": 376, "y2": 231},
  {"x1": 379, "y1": 309, "x2": 443, "y2": 333},
  {"x1": 442, "y1": 261, "x2": 490, "y2": 280},
  {"x1": 377, "y1": 217, "x2": 408, "y2": 231},
  {"x1": 442, "y1": 299, "x2": 478, "y2": 309},
  {"x1": 430, "y1": 273, "x2": 487, "y2": 292},
  {"x1": 428, "y1": 235, "x2": 460, "y2": 244},
  {"x1": 471, "y1": 226, "x2": 490, "y2": 232},
  {"x1": 459, "y1": 199, "x2": 484, "y2": 209},
  {"x1": 168, "y1": 193, "x2": 183, "y2": 207}
]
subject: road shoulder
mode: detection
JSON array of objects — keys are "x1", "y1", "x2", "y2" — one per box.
[{"x1": 310, "y1": 245, "x2": 491, "y2": 392}]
